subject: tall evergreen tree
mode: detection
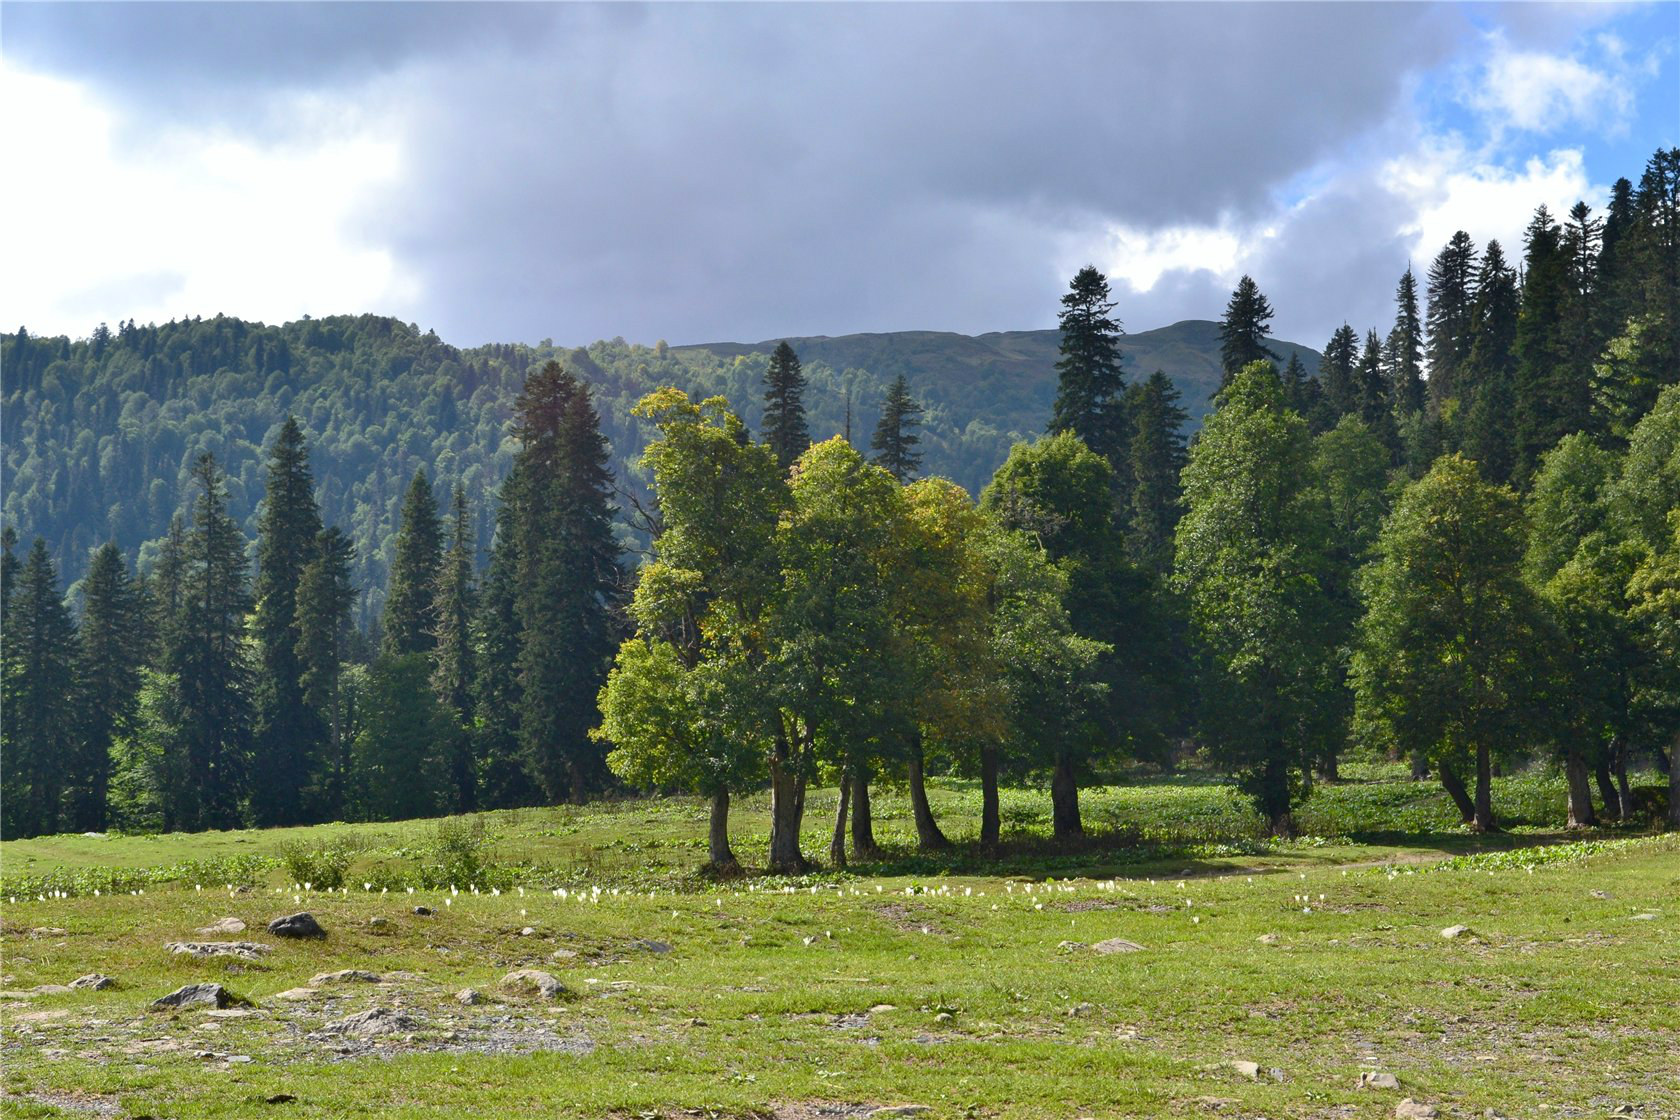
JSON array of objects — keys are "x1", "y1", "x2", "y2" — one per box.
[
  {"x1": 383, "y1": 469, "x2": 443, "y2": 656},
  {"x1": 1425, "y1": 230, "x2": 1479, "y2": 413},
  {"x1": 161, "y1": 454, "x2": 253, "y2": 832},
  {"x1": 71, "y1": 542, "x2": 146, "y2": 832},
  {"x1": 295, "y1": 526, "x2": 356, "y2": 819},
  {"x1": 508, "y1": 361, "x2": 621, "y2": 802},
  {"x1": 1357, "y1": 327, "x2": 1399, "y2": 455},
  {"x1": 1388, "y1": 267, "x2": 1425, "y2": 416},
  {"x1": 0, "y1": 525, "x2": 18, "y2": 619},
  {"x1": 250, "y1": 417, "x2": 325, "y2": 826},
  {"x1": 1218, "y1": 275, "x2": 1277, "y2": 383},
  {"x1": 474, "y1": 493, "x2": 535, "y2": 809},
  {"x1": 1319, "y1": 324, "x2": 1360, "y2": 420},
  {"x1": 432, "y1": 483, "x2": 479, "y2": 811},
  {"x1": 1, "y1": 539, "x2": 78, "y2": 838},
  {"x1": 762, "y1": 341, "x2": 810, "y2": 471},
  {"x1": 1124, "y1": 371, "x2": 1189, "y2": 573},
  {"x1": 1513, "y1": 205, "x2": 1579, "y2": 482},
  {"x1": 870, "y1": 374, "x2": 926, "y2": 483},
  {"x1": 1460, "y1": 240, "x2": 1521, "y2": 482},
  {"x1": 1049, "y1": 265, "x2": 1128, "y2": 470}
]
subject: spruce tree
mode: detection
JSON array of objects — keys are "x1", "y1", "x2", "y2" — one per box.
[
  {"x1": 474, "y1": 495, "x2": 534, "y2": 808},
  {"x1": 1425, "y1": 231, "x2": 1479, "y2": 412},
  {"x1": 432, "y1": 483, "x2": 479, "y2": 811},
  {"x1": 1388, "y1": 267, "x2": 1425, "y2": 416},
  {"x1": 1049, "y1": 265, "x2": 1128, "y2": 470},
  {"x1": 250, "y1": 417, "x2": 325, "y2": 826},
  {"x1": 1513, "y1": 206, "x2": 1579, "y2": 482},
  {"x1": 0, "y1": 539, "x2": 78, "y2": 838},
  {"x1": 1124, "y1": 371, "x2": 1188, "y2": 573},
  {"x1": 383, "y1": 469, "x2": 443, "y2": 656},
  {"x1": 870, "y1": 374, "x2": 926, "y2": 484},
  {"x1": 295, "y1": 526, "x2": 356, "y2": 819},
  {"x1": 162, "y1": 454, "x2": 254, "y2": 832},
  {"x1": 1460, "y1": 240, "x2": 1521, "y2": 482},
  {"x1": 1357, "y1": 328, "x2": 1400, "y2": 455},
  {"x1": 1319, "y1": 324, "x2": 1360, "y2": 419},
  {"x1": 762, "y1": 341, "x2": 810, "y2": 470},
  {"x1": 508, "y1": 361, "x2": 621, "y2": 802},
  {"x1": 0, "y1": 525, "x2": 18, "y2": 618},
  {"x1": 71, "y1": 543, "x2": 146, "y2": 832},
  {"x1": 1218, "y1": 275, "x2": 1278, "y2": 383}
]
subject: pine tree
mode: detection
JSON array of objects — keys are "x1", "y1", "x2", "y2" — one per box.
[
  {"x1": 1357, "y1": 327, "x2": 1399, "y2": 455},
  {"x1": 1049, "y1": 266, "x2": 1128, "y2": 470},
  {"x1": 1124, "y1": 371, "x2": 1189, "y2": 573},
  {"x1": 1513, "y1": 206, "x2": 1579, "y2": 482},
  {"x1": 0, "y1": 525, "x2": 18, "y2": 619},
  {"x1": 1388, "y1": 267, "x2": 1425, "y2": 416},
  {"x1": 1218, "y1": 275, "x2": 1278, "y2": 383},
  {"x1": 71, "y1": 543, "x2": 146, "y2": 832},
  {"x1": 1, "y1": 539, "x2": 78, "y2": 838},
  {"x1": 1460, "y1": 240, "x2": 1521, "y2": 482},
  {"x1": 474, "y1": 494, "x2": 534, "y2": 809},
  {"x1": 870, "y1": 374, "x2": 926, "y2": 483},
  {"x1": 508, "y1": 361, "x2": 622, "y2": 802},
  {"x1": 1425, "y1": 231, "x2": 1479, "y2": 413},
  {"x1": 295, "y1": 526, "x2": 356, "y2": 819},
  {"x1": 161, "y1": 454, "x2": 253, "y2": 832},
  {"x1": 762, "y1": 341, "x2": 810, "y2": 470},
  {"x1": 383, "y1": 469, "x2": 442, "y2": 655},
  {"x1": 432, "y1": 483, "x2": 479, "y2": 811},
  {"x1": 1319, "y1": 324, "x2": 1360, "y2": 419},
  {"x1": 250, "y1": 417, "x2": 325, "y2": 826}
]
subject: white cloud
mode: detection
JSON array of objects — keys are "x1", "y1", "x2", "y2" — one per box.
[
  {"x1": 1466, "y1": 32, "x2": 1638, "y2": 137},
  {"x1": 1091, "y1": 223, "x2": 1246, "y2": 295},
  {"x1": 0, "y1": 63, "x2": 414, "y2": 338}
]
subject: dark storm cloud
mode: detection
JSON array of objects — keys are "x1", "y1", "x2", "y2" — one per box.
[{"x1": 8, "y1": 2, "x2": 1474, "y2": 345}]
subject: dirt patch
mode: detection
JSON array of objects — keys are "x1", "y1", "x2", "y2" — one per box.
[
  {"x1": 871, "y1": 903, "x2": 949, "y2": 937},
  {"x1": 14, "y1": 1091, "x2": 123, "y2": 1117}
]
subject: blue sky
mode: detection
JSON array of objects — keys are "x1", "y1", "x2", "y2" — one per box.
[{"x1": 3, "y1": 2, "x2": 1676, "y2": 351}]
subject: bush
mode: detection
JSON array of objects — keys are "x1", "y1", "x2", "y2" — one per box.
[{"x1": 277, "y1": 838, "x2": 362, "y2": 890}]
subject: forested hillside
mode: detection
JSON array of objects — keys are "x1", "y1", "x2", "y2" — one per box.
[{"x1": 0, "y1": 317, "x2": 1306, "y2": 613}]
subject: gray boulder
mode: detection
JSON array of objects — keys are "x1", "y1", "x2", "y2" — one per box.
[
  {"x1": 267, "y1": 912, "x2": 325, "y2": 939},
  {"x1": 500, "y1": 969, "x2": 566, "y2": 999},
  {"x1": 70, "y1": 974, "x2": 115, "y2": 991},
  {"x1": 151, "y1": 983, "x2": 251, "y2": 1011}
]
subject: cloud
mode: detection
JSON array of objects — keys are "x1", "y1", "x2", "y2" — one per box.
[{"x1": 1466, "y1": 32, "x2": 1638, "y2": 136}]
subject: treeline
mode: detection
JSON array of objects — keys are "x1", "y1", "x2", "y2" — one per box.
[{"x1": 2, "y1": 149, "x2": 1677, "y2": 853}]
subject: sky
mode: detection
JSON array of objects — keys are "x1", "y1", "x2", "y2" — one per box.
[{"x1": 3, "y1": 2, "x2": 1677, "y2": 351}]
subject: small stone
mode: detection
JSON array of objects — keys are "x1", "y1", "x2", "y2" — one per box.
[
  {"x1": 272, "y1": 988, "x2": 319, "y2": 1001},
  {"x1": 70, "y1": 974, "x2": 115, "y2": 991},
  {"x1": 368, "y1": 917, "x2": 392, "y2": 931},
  {"x1": 1628, "y1": 913, "x2": 1658, "y2": 921},
  {"x1": 226, "y1": 1054, "x2": 254, "y2": 1064},
  {"x1": 868, "y1": 1108, "x2": 930, "y2": 1118},
  {"x1": 455, "y1": 988, "x2": 481, "y2": 1006},
  {"x1": 519, "y1": 926, "x2": 537, "y2": 937},
  {"x1": 320, "y1": 1007, "x2": 417, "y2": 1037},
  {"x1": 634, "y1": 938, "x2": 672, "y2": 954},
  {"x1": 309, "y1": 970, "x2": 382, "y2": 986},
  {"x1": 869, "y1": 1003, "x2": 897, "y2": 1013},
  {"x1": 1396, "y1": 1100, "x2": 1439, "y2": 1120},
  {"x1": 267, "y1": 912, "x2": 325, "y2": 939},
  {"x1": 413, "y1": 905, "x2": 434, "y2": 916},
  {"x1": 198, "y1": 917, "x2": 246, "y2": 935},
  {"x1": 549, "y1": 948, "x2": 579, "y2": 960},
  {"x1": 1360, "y1": 1071, "x2": 1401, "y2": 1090},
  {"x1": 1257, "y1": 933, "x2": 1280, "y2": 944},
  {"x1": 1440, "y1": 925, "x2": 1472, "y2": 939},
  {"x1": 933, "y1": 1011, "x2": 954, "y2": 1023},
  {"x1": 499, "y1": 969, "x2": 565, "y2": 999},
  {"x1": 1092, "y1": 938, "x2": 1146, "y2": 954},
  {"x1": 166, "y1": 941, "x2": 271, "y2": 960},
  {"x1": 150, "y1": 983, "x2": 251, "y2": 1011},
  {"x1": 1228, "y1": 1060, "x2": 1261, "y2": 1080},
  {"x1": 1067, "y1": 1001, "x2": 1095, "y2": 1017},
  {"x1": 1057, "y1": 940, "x2": 1087, "y2": 951},
  {"x1": 30, "y1": 984, "x2": 73, "y2": 994},
  {"x1": 1590, "y1": 889, "x2": 1612, "y2": 899}
]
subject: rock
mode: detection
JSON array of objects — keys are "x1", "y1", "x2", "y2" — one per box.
[
  {"x1": 1256, "y1": 933, "x2": 1280, "y2": 944},
  {"x1": 198, "y1": 917, "x2": 247, "y2": 935},
  {"x1": 1396, "y1": 1101, "x2": 1439, "y2": 1120},
  {"x1": 1360, "y1": 1072, "x2": 1401, "y2": 1090},
  {"x1": 30, "y1": 984, "x2": 73, "y2": 994},
  {"x1": 1092, "y1": 938, "x2": 1145, "y2": 954},
  {"x1": 227, "y1": 1054, "x2": 254, "y2": 1064},
  {"x1": 271, "y1": 988, "x2": 319, "y2": 1001},
  {"x1": 1057, "y1": 940, "x2": 1087, "y2": 951},
  {"x1": 69, "y1": 973, "x2": 114, "y2": 991},
  {"x1": 634, "y1": 938, "x2": 672, "y2": 954},
  {"x1": 1590, "y1": 889, "x2": 1612, "y2": 899},
  {"x1": 519, "y1": 926, "x2": 537, "y2": 937},
  {"x1": 1440, "y1": 925, "x2": 1472, "y2": 940},
  {"x1": 455, "y1": 988, "x2": 482, "y2": 1006},
  {"x1": 933, "y1": 1011, "x2": 953, "y2": 1023},
  {"x1": 309, "y1": 970, "x2": 382, "y2": 985},
  {"x1": 150, "y1": 983, "x2": 251, "y2": 1011},
  {"x1": 320, "y1": 1007, "x2": 417, "y2": 1037},
  {"x1": 413, "y1": 905, "x2": 434, "y2": 916},
  {"x1": 1229, "y1": 1060, "x2": 1261, "y2": 1080},
  {"x1": 549, "y1": 948, "x2": 579, "y2": 960},
  {"x1": 1067, "y1": 1002, "x2": 1095, "y2": 1017},
  {"x1": 499, "y1": 969, "x2": 565, "y2": 999},
  {"x1": 1629, "y1": 913, "x2": 1658, "y2": 921},
  {"x1": 869, "y1": 1108, "x2": 930, "y2": 1118},
  {"x1": 267, "y1": 912, "x2": 325, "y2": 939},
  {"x1": 165, "y1": 941, "x2": 271, "y2": 960},
  {"x1": 368, "y1": 917, "x2": 392, "y2": 931},
  {"x1": 869, "y1": 1003, "x2": 897, "y2": 1013}
]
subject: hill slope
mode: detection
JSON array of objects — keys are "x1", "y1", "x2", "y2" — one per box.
[{"x1": 1, "y1": 316, "x2": 1315, "y2": 611}]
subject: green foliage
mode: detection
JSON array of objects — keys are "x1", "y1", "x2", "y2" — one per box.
[
  {"x1": 1217, "y1": 275, "x2": 1278, "y2": 382},
  {"x1": 870, "y1": 373, "x2": 925, "y2": 483},
  {"x1": 277, "y1": 836, "x2": 363, "y2": 890},
  {"x1": 382, "y1": 468, "x2": 442, "y2": 655},
  {"x1": 350, "y1": 653, "x2": 451, "y2": 821},
  {"x1": 1049, "y1": 265, "x2": 1128, "y2": 473},
  {"x1": 762, "y1": 341, "x2": 810, "y2": 470},
  {"x1": 1, "y1": 538, "x2": 78, "y2": 838}
]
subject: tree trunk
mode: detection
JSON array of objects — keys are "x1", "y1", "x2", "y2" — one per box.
[
  {"x1": 1565, "y1": 748, "x2": 1597, "y2": 829},
  {"x1": 1317, "y1": 747, "x2": 1340, "y2": 784},
  {"x1": 1260, "y1": 757, "x2": 1295, "y2": 838},
  {"x1": 767, "y1": 741, "x2": 808, "y2": 874},
  {"x1": 1472, "y1": 742, "x2": 1496, "y2": 833},
  {"x1": 851, "y1": 770, "x2": 880, "y2": 859},
  {"x1": 1051, "y1": 751, "x2": 1083, "y2": 839},
  {"x1": 1669, "y1": 736, "x2": 1680, "y2": 831},
  {"x1": 980, "y1": 744, "x2": 1001, "y2": 851},
  {"x1": 1613, "y1": 740, "x2": 1632, "y2": 822},
  {"x1": 1411, "y1": 751, "x2": 1429, "y2": 781},
  {"x1": 1439, "y1": 759, "x2": 1475, "y2": 824},
  {"x1": 829, "y1": 773, "x2": 851, "y2": 869},
  {"x1": 708, "y1": 788, "x2": 739, "y2": 872},
  {"x1": 1593, "y1": 751, "x2": 1621, "y2": 822},
  {"x1": 907, "y1": 734, "x2": 950, "y2": 851}
]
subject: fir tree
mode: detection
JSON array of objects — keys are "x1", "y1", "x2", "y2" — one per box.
[
  {"x1": 295, "y1": 526, "x2": 356, "y2": 819},
  {"x1": 1124, "y1": 371, "x2": 1189, "y2": 573},
  {"x1": 0, "y1": 539, "x2": 77, "y2": 838},
  {"x1": 1357, "y1": 327, "x2": 1399, "y2": 455},
  {"x1": 1218, "y1": 275, "x2": 1278, "y2": 383},
  {"x1": 1460, "y1": 240, "x2": 1521, "y2": 482},
  {"x1": 474, "y1": 494, "x2": 535, "y2": 808},
  {"x1": 1049, "y1": 265, "x2": 1128, "y2": 470},
  {"x1": 71, "y1": 542, "x2": 146, "y2": 832},
  {"x1": 432, "y1": 483, "x2": 479, "y2": 811},
  {"x1": 250, "y1": 417, "x2": 325, "y2": 826},
  {"x1": 383, "y1": 469, "x2": 443, "y2": 656},
  {"x1": 0, "y1": 525, "x2": 18, "y2": 619},
  {"x1": 870, "y1": 374, "x2": 926, "y2": 484},
  {"x1": 762, "y1": 341, "x2": 810, "y2": 470},
  {"x1": 1320, "y1": 324, "x2": 1360, "y2": 419},
  {"x1": 1513, "y1": 206, "x2": 1579, "y2": 482},
  {"x1": 1425, "y1": 230, "x2": 1479, "y2": 412},
  {"x1": 1388, "y1": 267, "x2": 1425, "y2": 415}
]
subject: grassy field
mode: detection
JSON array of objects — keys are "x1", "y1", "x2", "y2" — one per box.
[{"x1": 2, "y1": 767, "x2": 1676, "y2": 1119}]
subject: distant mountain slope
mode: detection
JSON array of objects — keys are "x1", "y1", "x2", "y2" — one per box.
[{"x1": 1, "y1": 315, "x2": 1315, "y2": 609}]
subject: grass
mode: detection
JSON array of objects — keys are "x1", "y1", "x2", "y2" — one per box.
[{"x1": 2, "y1": 766, "x2": 1676, "y2": 1119}]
